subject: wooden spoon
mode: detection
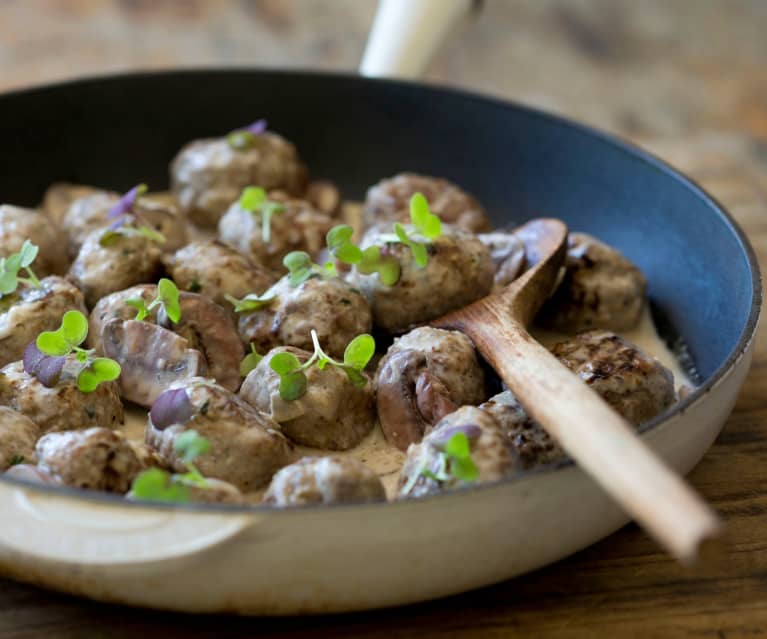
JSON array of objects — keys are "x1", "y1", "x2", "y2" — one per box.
[{"x1": 433, "y1": 218, "x2": 722, "y2": 564}]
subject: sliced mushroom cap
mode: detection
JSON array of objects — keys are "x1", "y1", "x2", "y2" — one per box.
[
  {"x1": 101, "y1": 319, "x2": 208, "y2": 407},
  {"x1": 165, "y1": 293, "x2": 244, "y2": 393},
  {"x1": 375, "y1": 349, "x2": 458, "y2": 452},
  {"x1": 479, "y1": 231, "x2": 527, "y2": 291}
]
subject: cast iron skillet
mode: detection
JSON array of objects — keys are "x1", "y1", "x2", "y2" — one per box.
[{"x1": 0, "y1": 68, "x2": 760, "y2": 502}]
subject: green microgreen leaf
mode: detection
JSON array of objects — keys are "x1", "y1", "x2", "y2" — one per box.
[
  {"x1": 343, "y1": 334, "x2": 375, "y2": 371},
  {"x1": 227, "y1": 130, "x2": 256, "y2": 150},
  {"x1": 394, "y1": 222, "x2": 429, "y2": 268},
  {"x1": 137, "y1": 225, "x2": 167, "y2": 244},
  {"x1": 239, "y1": 186, "x2": 265, "y2": 211},
  {"x1": 327, "y1": 225, "x2": 363, "y2": 265},
  {"x1": 174, "y1": 429, "x2": 211, "y2": 465},
  {"x1": 418, "y1": 432, "x2": 480, "y2": 485},
  {"x1": 283, "y1": 251, "x2": 316, "y2": 287},
  {"x1": 279, "y1": 370, "x2": 308, "y2": 400},
  {"x1": 239, "y1": 186, "x2": 286, "y2": 243},
  {"x1": 410, "y1": 192, "x2": 442, "y2": 239},
  {"x1": 125, "y1": 297, "x2": 149, "y2": 321},
  {"x1": 99, "y1": 225, "x2": 165, "y2": 247},
  {"x1": 60, "y1": 310, "x2": 88, "y2": 346},
  {"x1": 156, "y1": 278, "x2": 181, "y2": 323},
  {"x1": 356, "y1": 246, "x2": 401, "y2": 286},
  {"x1": 225, "y1": 292, "x2": 276, "y2": 313},
  {"x1": 17, "y1": 240, "x2": 38, "y2": 268},
  {"x1": 77, "y1": 357, "x2": 121, "y2": 393},
  {"x1": 0, "y1": 240, "x2": 42, "y2": 296},
  {"x1": 240, "y1": 344, "x2": 263, "y2": 377},
  {"x1": 130, "y1": 467, "x2": 191, "y2": 503},
  {"x1": 36, "y1": 330, "x2": 72, "y2": 357},
  {"x1": 270, "y1": 351, "x2": 302, "y2": 375}
]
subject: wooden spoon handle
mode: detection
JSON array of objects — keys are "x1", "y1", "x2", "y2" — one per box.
[{"x1": 452, "y1": 308, "x2": 722, "y2": 564}]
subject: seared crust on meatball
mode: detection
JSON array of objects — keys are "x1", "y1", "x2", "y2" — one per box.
[
  {"x1": 539, "y1": 232, "x2": 647, "y2": 332},
  {"x1": 0, "y1": 204, "x2": 68, "y2": 276},
  {"x1": 375, "y1": 327, "x2": 487, "y2": 450},
  {"x1": 171, "y1": 133, "x2": 309, "y2": 227},
  {"x1": 0, "y1": 360, "x2": 124, "y2": 435},
  {"x1": 163, "y1": 240, "x2": 278, "y2": 309},
  {"x1": 264, "y1": 456, "x2": 386, "y2": 506},
  {"x1": 363, "y1": 173, "x2": 491, "y2": 233},
  {"x1": 62, "y1": 190, "x2": 187, "y2": 259},
  {"x1": 236, "y1": 276, "x2": 372, "y2": 360},
  {"x1": 0, "y1": 276, "x2": 87, "y2": 367},
  {"x1": 68, "y1": 229, "x2": 163, "y2": 308},
  {"x1": 36, "y1": 428, "x2": 143, "y2": 493},
  {"x1": 241, "y1": 346, "x2": 375, "y2": 450},
  {"x1": 551, "y1": 330, "x2": 676, "y2": 425},
  {"x1": 145, "y1": 379, "x2": 292, "y2": 492},
  {"x1": 349, "y1": 226, "x2": 494, "y2": 333},
  {"x1": 218, "y1": 191, "x2": 333, "y2": 272},
  {"x1": 0, "y1": 407, "x2": 39, "y2": 470},
  {"x1": 398, "y1": 406, "x2": 519, "y2": 499},
  {"x1": 41, "y1": 182, "x2": 100, "y2": 226}
]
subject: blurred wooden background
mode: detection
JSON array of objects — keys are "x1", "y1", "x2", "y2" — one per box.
[{"x1": 1, "y1": 1, "x2": 767, "y2": 637}]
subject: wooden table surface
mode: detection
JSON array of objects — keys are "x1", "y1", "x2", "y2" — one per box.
[{"x1": 1, "y1": 1, "x2": 766, "y2": 637}]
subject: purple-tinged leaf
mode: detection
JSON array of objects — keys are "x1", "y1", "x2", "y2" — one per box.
[
  {"x1": 150, "y1": 388, "x2": 195, "y2": 431},
  {"x1": 23, "y1": 342, "x2": 65, "y2": 388},
  {"x1": 108, "y1": 183, "x2": 147, "y2": 219},
  {"x1": 247, "y1": 119, "x2": 267, "y2": 135}
]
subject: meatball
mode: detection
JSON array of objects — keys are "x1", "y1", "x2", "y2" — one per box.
[
  {"x1": 0, "y1": 407, "x2": 39, "y2": 470},
  {"x1": 68, "y1": 229, "x2": 163, "y2": 308},
  {"x1": 0, "y1": 360, "x2": 124, "y2": 435},
  {"x1": 171, "y1": 131, "x2": 309, "y2": 227},
  {"x1": 41, "y1": 182, "x2": 99, "y2": 226},
  {"x1": 145, "y1": 379, "x2": 292, "y2": 492},
  {"x1": 163, "y1": 240, "x2": 278, "y2": 309},
  {"x1": 0, "y1": 204, "x2": 68, "y2": 276},
  {"x1": 240, "y1": 346, "x2": 375, "y2": 450},
  {"x1": 264, "y1": 456, "x2": 386, "y2": 506},
  {"x1": 398, "y1": 406, "x2": 519, "y2": 499},
  {"x1": 551, "y1": 330, "x2": 676, "y2": 425},
  {"x1": 478, "y1": 230, "x2": 526, "y2": 291},
  {"x1": 236, "y1": 275, "x2": 372, "y2": 360},
  {"x1": 375, "y1": 327, "x2": 487, "y2": 451},
  {"x1": 480, "y1": 390, "x2": 565, "y2": 470},
  {"x1": 349, "y1": 226, "x2": 494, "y2": 333},
  {"x1": 218, "y1": 191, "x2": 333, "y2": 272},
  {"x1": 36, "y1": 428, "x2": 143, "y2": 493},
  {"x1": 62, "y1": 189, "x2": 188, "y2": 259},
  {"x1": 539, "y1": 232, "x2": 647, "y2": 332},
  {"x1": 0, "y1": 276, "x2": 87, "y2": 367},
  {"x1": 363, "y1": 173, "x2": 491, "y2": 233}
]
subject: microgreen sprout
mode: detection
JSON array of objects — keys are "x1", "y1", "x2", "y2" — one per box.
[
  {"x1": 240, "y1": 344, "x2": 263, "y2": 377},
  {"x1": 130, "y1": 430, "x2": 211, "y2": 503},
  {"x1": 225, "y1": 291, "x2": 277, "y2": 314},
  {"x1": 270, "y1": 330, "x2": 375, "y2": 400},
  {"x1": 100, "y1": 183, "x2": 166, "y2": 247},
  {"x1": 326, "y1": 225, "x2": 401, "y2": 286},
  {"x1": 421, "y1": 431, "x2": 479, "y2": 483},
  {"x1": 239, "y1": 186, "x2": 285, "y2": 243},
  {"x1": 126, "y1": 278, "x2": 182, "y2": 324},
  {"x1": 386, "y1": 193, "x2": 442, "y2": 268},
  {"x1": 31, "y1": 310, "x2": 121, "y2": 393},
  {"x1": 227, "y1": 119, "x2": 268, "y2": 150},
  {"x1": 283, "y1": 251, "x2": 337, "y2": 287},
  {"x1": 0, "y1": 240, "x2": 41, "y2": 296}
]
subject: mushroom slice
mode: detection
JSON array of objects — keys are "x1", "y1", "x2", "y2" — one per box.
[
  {"x1": 164, "y1": 294, "x2": 244, "y2": 393},
  {"x1": 376, "y1": 349, "x2": 458, "y2": 452},
  {"x1": 101, "y1": 319, "x2": 208, "y2": 407}
]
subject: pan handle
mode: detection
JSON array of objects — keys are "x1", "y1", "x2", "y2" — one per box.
[
  {"x1": 0, "y1": 483, "x2": 253, "y2": 566},
  {"x1": 360, "y1": 0, "x2": 478, "y2": 79}
]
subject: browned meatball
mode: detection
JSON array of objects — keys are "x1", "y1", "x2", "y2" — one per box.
[
  {"x1": 0, "y1": 204, "x2": 68, "y2": 276},
  {"x1": 551, "y1": 330, "x2": 676, "y2": 425},
  {"x1": 171, "y1": 132, "x2": 309, "y2": 227},
  {"x1": 36, "y1": 428, "x2": 143, "y2": 493},
  {"x1": 264, "y1": 456, "x2": 386, "y2": 506},
  {"x1": 0, "y1": 360, "x2": 124, "y2": 435},
  {"x1": 375, "y1": 327, "x2": 487, "y2": 451},
  {"x1": 163, "y1": 240, "x2": 278, "y2": 309},
  {"x1": 218, "y1": 191, "x2": 333, "y2": 272},
  {"x1": 145, "y1": 379, "x2": 292, "y2": 492},
  {"x1": 68, "y1": 229, "x2": 163, "y2": 308},
  {"x1": 41, "y1": 182, "x2": 100, "y2": 226},
  {"x1": 363, "y1": 173, "x2": 491, "y2": 233},
  {"x1": 236, "y1": 275, "x2": 372, "y2": 360},
  {"x1": 0, "y1": 276, "x2": 87, "y2": 367},
  {"x1": 398, "y1": 406, "x2": 519, "y2": 499},
  {"x1": 349, "y1": 226, "x2": 494, "y2": 333},
  {"x1": 539, "y1": 232, "x2": 647, "y2": 332},
  {"x1": 0, "y1": 407, "x2": 39, "y2": 470},
  {"x1": 240, "y1": 346, "x2": 375, "y2": 450},
  {"x1": 62, "y1": 189, "x2": 188, "y2": 260}
]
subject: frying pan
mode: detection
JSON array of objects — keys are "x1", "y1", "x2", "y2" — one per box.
[{"x1": 0, "y1": 68, "x2": 759, "y2": 614}]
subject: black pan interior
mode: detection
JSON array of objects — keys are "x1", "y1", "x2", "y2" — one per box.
[{"x1": 0, "y1": 69, "x2": 758, "y2": 383}]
